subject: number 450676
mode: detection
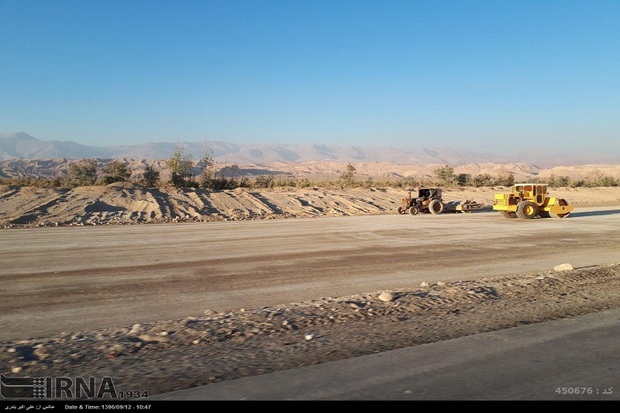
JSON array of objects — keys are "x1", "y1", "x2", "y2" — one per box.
[{"x1": 555, "y1": 387, "x2": 593, "y2": 395}]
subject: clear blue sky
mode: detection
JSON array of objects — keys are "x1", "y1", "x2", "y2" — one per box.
[{"x1": 1, "y1": 0, "x2": 618, "y2": 155}]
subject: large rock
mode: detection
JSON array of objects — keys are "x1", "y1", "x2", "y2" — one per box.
[{"x1": 554, "y1": 263, "x2": 574, "y2": 271}]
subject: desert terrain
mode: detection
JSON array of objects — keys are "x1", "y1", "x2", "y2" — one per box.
[
  {"x1": 2, "y1": 182, "x2": 620, "y2": 228},
  {"x1": 1, "y1": 169, "x2": 620, "y2": 400}
]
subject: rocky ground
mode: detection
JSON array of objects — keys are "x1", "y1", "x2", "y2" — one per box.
[{"x1": 1, "y1": 262, "x2": 619, "y2": 399}]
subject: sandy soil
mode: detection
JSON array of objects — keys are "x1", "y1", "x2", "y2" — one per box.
[
  {"x1": 1, "y1": 263, "x2": 619, "y2": 399},
  {"x1": 2, "y1": 182, "x2": 620, "y2": 400},
  {"x1": 2, "y1": 183, "x2": 620, "y2": 228}
]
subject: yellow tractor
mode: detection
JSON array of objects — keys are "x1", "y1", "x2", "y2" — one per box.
[{"x1": 493, "y1": 183, "x2": 573, "y2": 219}]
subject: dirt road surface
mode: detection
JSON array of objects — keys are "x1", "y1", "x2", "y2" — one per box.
[
  {"x1": 1, "y1": 206, "x2": 620, "y2": 398},
  {"x1": 2, "y1": 206, "x2": 619, "y2": 342}
]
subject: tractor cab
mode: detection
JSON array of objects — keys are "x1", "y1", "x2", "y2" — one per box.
[
  {"x1": 512, "y1": 184, "x2": 548, "y2": 205},
  {"x1": 417, "y1": 187, "x2": 442, "y2": 201},
  {"x1": 498, "y1": 184, "x2": 548, "y2": 207}
]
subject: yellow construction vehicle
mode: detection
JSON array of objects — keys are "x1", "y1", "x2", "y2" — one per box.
[{"x1": 493, "y1": 183, "x2": 573, "y2": 219}]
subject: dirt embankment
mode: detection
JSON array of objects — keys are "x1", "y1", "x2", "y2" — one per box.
[{"x1": 2, "y1": 184, "x2": 620, "y2": 228}]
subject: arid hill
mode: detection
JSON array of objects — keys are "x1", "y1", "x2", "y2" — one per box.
[{"x1": 2, "y1": 158, "x2": 620, "y2": 182}]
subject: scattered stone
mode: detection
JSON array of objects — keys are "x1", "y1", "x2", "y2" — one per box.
[
  {"x1": 0, "y1": 257, "x2": 615, "y2": 398},
  {"x1": 129, "y1": 324, "x2": 142, "y2": 334},
  {"x1": 138, "y1": 334, "x2": 167, "y2": 343},
  {"x1": 554, "y1": 263, "x2": 574, "y2": 271},
  {"x1": 420, "y1": 282, "x2": 429, "y2": 288},
  {"x1": 33, "y1": 346, "x2": 48, "y2": 361},
  {"x1": 11, "y1": 366, "x2": 22, "y2": 373},
  {"x1": 436, "y1": 281, "x2": 446, "y2": 286}
]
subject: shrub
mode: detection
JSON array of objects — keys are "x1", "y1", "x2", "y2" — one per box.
[
  {"x1": 68, "y1": 159, "x2": 97, "y2": 187},
  {"x1": 141, "y1": 164, "x2": 161, "y2": 187},
  {"x1": 101, "y1": 160, "x2": 130, "y2": 184},
  {"x1": 166, "y1": 143, "x2": 194, "y2": 187}
]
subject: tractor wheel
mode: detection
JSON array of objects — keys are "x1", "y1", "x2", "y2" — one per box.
[
  {"x1": 500, "y1": 211, "x2": 517, "y2": 219},
  {"x1": 408, "y1": 206, "x2": 419, "y2": 215},
  {"x1": 397, "y1": 206, "x2": 405, "y2": 214},
  {"x1": 516, "y1": 201, "x2": 538, "y2": 219},
  {"x1": 429, "y1": 199, "x2": 444, "y2": 215}
]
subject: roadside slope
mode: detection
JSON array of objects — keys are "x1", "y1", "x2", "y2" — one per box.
[{"x1": 2, "y1": 184, "x2": 620, "y2": 228}]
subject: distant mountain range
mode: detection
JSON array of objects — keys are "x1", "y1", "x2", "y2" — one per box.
[{"x1": 0, "y1": 132, "x2": 617, "y2": 167}]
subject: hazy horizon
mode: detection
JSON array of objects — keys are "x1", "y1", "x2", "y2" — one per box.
[{"x1": 1, "y1": 1, "x2": 618, "y2": 156}]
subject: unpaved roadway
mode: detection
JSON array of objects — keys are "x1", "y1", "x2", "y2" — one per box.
[{"x1": 1, "y1": 206, "x2": 619, "y2": 342}]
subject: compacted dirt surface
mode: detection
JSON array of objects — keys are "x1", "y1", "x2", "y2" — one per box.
[
  {"x1": 1, "y1": 184, "x2": 620, "y2": 400},
  {"x1": 1, "y1": 263, "x2": 619, "y2": 399}
]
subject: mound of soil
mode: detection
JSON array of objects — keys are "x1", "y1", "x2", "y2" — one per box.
[{"x1": 2, "y1": 185, "x2": 620, "y2": 228}]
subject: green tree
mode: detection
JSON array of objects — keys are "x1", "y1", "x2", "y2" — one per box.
[
  {"x1": 456, "y1": 173, "x2": 472, "y2": 187},
  {"x1": 68, "y1": 159, "x2": 97, "y2": 187},
  {"x1": 199, "y1": 141, "x2": 217, "y2": 189},
  {"x1": 339, "y1": 163, "x2": 357, "y2": 186},
  {"x1": 495, "y1": 170, "x2": 515, "y2": 187},
  {"x1": 433, "y1": 165, "x2": 457, "y2": 186},
  {"x1": 473, "y1": 174, "x2": 494, "y2": 187},
  {"x1": 397, "y1": 177, "x2": 419, "y2": 189},
  {"x1": 556, "y1": 176, "x2": 570, "y2": 187},
  {"x1": 141, "y1": 164, "x2": 160, "y2": 187},
  {"x1": 548, "y1": 174, "x2": 570, "y2": 188},
  {"x1": 166, "y1": 143, "x2": 194, "y2": 187},
  {"x1": 101, "y1": 160, "x2": 130, "y2": 184},
  {"x1": 254, "y1": 175, "x2": 274, "y2": 188}
]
